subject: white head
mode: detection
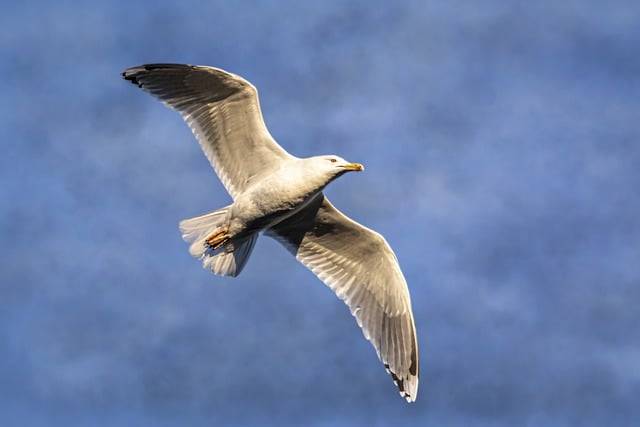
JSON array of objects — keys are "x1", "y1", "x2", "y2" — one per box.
[
  {"x1": 298, "y1": 155, "x2": 364, "y2": 189},
  {"x1": 306, "y1": 155, "x2": 364, "y2": 178}
]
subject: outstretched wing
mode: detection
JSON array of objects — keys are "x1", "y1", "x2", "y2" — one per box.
[
  {"x1": 122, "y1": 63, "x2": 292, "y2": 198},
  {"x1": 265, "y1": 195, "x2": 419, "y2": 402}
]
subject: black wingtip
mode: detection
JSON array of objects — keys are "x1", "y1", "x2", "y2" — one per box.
[
  {"x1": 122, "y1": 63, "x2": 194, "y2": 86},
  {"x1": 121, "y1": 66, "x2": 144, "y2": 86},
  {"x1": 385, "y1": 363, "x2": 416, "y2": 403}
]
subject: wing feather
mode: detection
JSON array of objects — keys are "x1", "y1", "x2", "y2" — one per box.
[
  {"x1": 265, "y1": 194, "x2": 419, "y2": 402},
  {"x1": 122, "y1": 63, "x2": 292, "y2": 198}
]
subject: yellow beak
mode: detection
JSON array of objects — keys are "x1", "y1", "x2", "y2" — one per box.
[{"x1": 342, "y1": 162, "x2": 365, "y2": 172}]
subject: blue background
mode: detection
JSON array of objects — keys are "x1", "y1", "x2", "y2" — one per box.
[{"x1": 2, "y1": 1, "x2": 639, "y2": 425}]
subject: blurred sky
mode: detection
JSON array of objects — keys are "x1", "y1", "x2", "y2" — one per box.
[{"x1": 2, "y1": 1, "x2": 639, "y2": 426}]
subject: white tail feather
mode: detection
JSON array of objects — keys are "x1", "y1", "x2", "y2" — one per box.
[
  {"x1": 201, "y1": 235, "x2": 258, "y2": 277},
  {"x1": 179, "y1": 206, "x2": 258, "y2": 277}
]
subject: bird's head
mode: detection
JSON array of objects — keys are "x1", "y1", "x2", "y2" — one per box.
[
  {"x1": 311, "y1": 155, "x2": 365, "y2": 176},
  {"x1": 299, "y1": 155, "x2": 364, "y2": 190}
]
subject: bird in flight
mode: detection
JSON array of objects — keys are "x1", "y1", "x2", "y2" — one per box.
[{"x1": 122, "y1": 64, "x2": 419, "y2": 402}]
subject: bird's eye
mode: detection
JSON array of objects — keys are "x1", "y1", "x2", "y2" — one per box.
[{"x1": 329, "y1": 158, "x2": 337, "y2": 163}]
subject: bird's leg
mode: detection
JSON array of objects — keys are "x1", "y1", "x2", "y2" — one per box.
[{"x1": 204, "y1": 226, "x2": 230, "y2": 250}]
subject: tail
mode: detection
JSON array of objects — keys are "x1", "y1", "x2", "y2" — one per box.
[{"x1": 179, "y1": 206, "x2": 258, "y2": 277}]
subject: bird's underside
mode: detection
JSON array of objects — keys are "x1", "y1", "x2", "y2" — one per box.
[{"x1": 122, "y1": 63, "x2": 420, "y2": 402}]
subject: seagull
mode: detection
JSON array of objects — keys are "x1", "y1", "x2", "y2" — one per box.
[{"x1": 122, "y1": 64, "x2": 419, "y2": 402}]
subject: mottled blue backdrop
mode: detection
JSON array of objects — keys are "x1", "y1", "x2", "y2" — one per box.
[{"x1": 2, "y1": 1, "x2": 639, "y2": 426}]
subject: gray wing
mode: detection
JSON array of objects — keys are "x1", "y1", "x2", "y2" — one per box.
[
  {"x1": 265, "y1": 195, "x2": 419, "y2": 402},
  {"x1": 122, "y1": 63, "x2": 292, "y2": 198}
]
